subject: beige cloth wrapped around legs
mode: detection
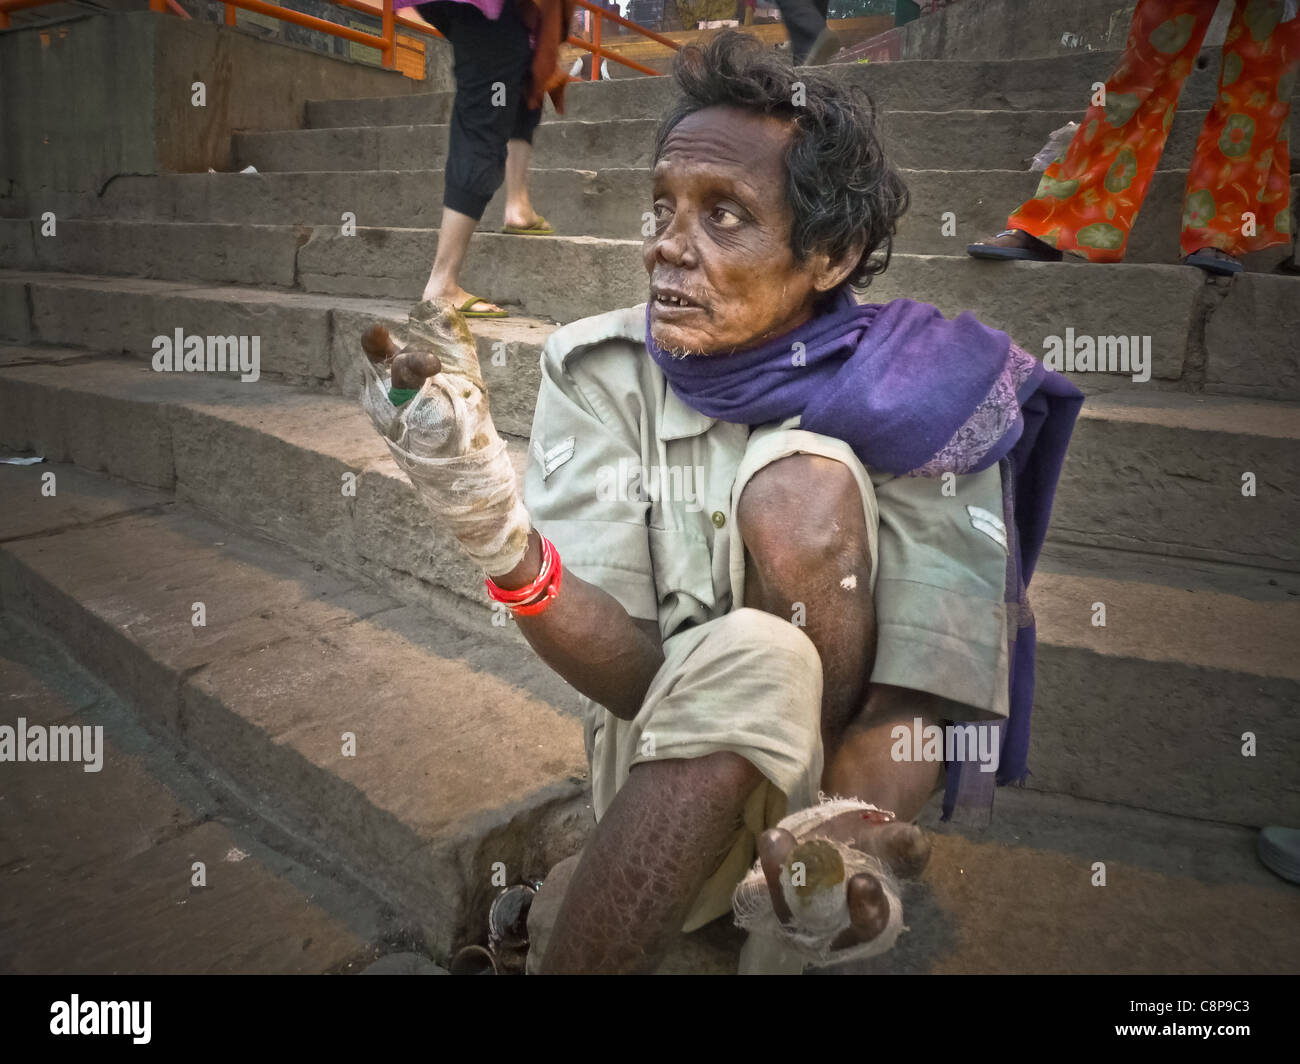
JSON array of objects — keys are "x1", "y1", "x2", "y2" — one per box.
[{"x1": 358, "y1": 299, "x2": 531, "y2": 577}]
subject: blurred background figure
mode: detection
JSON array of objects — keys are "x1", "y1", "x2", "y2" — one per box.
[
  {"x1": 967, "y1": 0, "x2": 1300, "y2": 276},
  {"x1": 774, "y1": 0, "x2": 842, "y2": 63},
  {"x1": 404, "y1": 0, "x2": 573, "y2": 317}
]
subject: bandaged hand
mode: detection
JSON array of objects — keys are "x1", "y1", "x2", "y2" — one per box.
[
  {"x1": 358, "y1": 299, "x2": 531, "y2": 577},
  {"x1": 733, "y1": 798, "x2": 930, "y2": 969}
]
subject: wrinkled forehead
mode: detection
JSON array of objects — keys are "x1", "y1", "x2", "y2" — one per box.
[{"x1": 653, "y1": 106, "x2": 794, "y2": 185}]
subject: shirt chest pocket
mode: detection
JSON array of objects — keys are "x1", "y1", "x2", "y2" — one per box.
[{"x1": 647, "y1": 525, "x2": 717, "y2": 613}]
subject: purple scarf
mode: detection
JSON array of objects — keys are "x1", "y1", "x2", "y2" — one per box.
[{"x1": 645, "y1": 287, "x2": 1084, "y2": 822}]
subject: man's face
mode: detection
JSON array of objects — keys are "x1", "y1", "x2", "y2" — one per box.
[{"x1": 645, "y1": 105, "x2": 827, "y2": 356}]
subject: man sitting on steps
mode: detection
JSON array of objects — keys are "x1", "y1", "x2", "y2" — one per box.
[{"x1": 356, "y1": 31, "x2": 1083, "y2": 973}]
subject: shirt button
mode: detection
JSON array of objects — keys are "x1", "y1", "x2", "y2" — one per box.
[{"x1": 711, "y1": 510, "x2": 726, "y2": 528}]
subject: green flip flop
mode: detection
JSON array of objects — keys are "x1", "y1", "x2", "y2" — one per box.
[
  {"x1": 458, "y1": 295, "x2": 508, "y2": 319},
  {"x1": 502, "y1": 215, "x2": 555, "y2": 237}
]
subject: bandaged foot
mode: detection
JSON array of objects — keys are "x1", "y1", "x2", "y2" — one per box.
[
  {"x1": 358, "y1": 300, "x2": 531, "y2": 577},
  {"x1": 733, "y1": 797, "x2": 931, "y2": 969}
]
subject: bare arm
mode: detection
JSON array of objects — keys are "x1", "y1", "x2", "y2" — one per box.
[
  {"x1": 493, "y1": 530, "x2": 664, "y2": 720},
  {"x1": 362, "y1": 317, "x2": 663, "y2": 720}
]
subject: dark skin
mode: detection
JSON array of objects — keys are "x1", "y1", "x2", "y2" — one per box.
[
  {"x1": 642, "y1": 107, "x2": 837, "y2": 355},
  {"x1": 371, "y1": 106, "x2": 944, "y2": 972}
]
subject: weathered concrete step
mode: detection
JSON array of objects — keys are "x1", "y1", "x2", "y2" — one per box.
[
  {"x1": 0, "y1": 347, "x2": 535, "y2": 607},
  {"x1": 85, "y1": 167, "x2": 1299, "y2": 272},
  {"x1": 2, "y1": 218, "x2": 1296, "y2": 400},
  {"x1": 0, "y1": 217, "x2": 305, "y2": 288},
  {"x1": 888, "y1": 786, "x2": 1300, "y2": 974},
  {"x1": 0, "y1": 460, "x2": 589, "y2": 963},
  {"x1": 1028, "y1": 541, "x2": 1300, "y2": 826},
  {"x1": 0, "y1": 611, "x2": 394, "y2": 974},
  {"x1": 5, "y1": 473, "x2": 1296, "y2": 974},
  {"x1": 94, "y1": 168, "x2": 650, "y2": 241},
  {"x1": 1, "y1": 352, "x2": 1296, "y2": 824},
  {"x1": 0, "y1": 268, "x2": 1177, "y2": 451},
  {"x1": 286, "y1": 229, "x2": 1300, "y2": 398},
  {"x1": 234, "y1": 119, "x2": 660, "y2": 174},
  {"x1": 1052, "y1": 390, "x2": 1300, "y2": 571},
  {"x1": 4, "y1": 286, "x2": 1299, "y2": 569},
  {"x1": 3, "y1": 260, "x2": 1298, "y2": 424},
  {"x1": 234, "y1": 108, "x2": 1252, "y2": 176},
  {"x1": 0, "y1": 272, "x2": 551, "y2": 436},
  {"x1": 305, "y1": 50, "x2": 1252, "y2": 127}
]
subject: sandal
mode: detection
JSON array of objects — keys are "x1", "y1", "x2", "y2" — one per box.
[
  {"x1": 502, "y1": 215, "x2": 555, "y2": 237},
  {"x1": 448, "y1": 882, "x2": 538, "y2": 975},
  {"x1": 1184, "y1": 247, "x2": 1243, "y2": 276},
  {"x1": 1258, "y1": 826, "x2": 1300, "y2": 884},
  {"x1": 457, "y1": 294, "x2": 508, "y2": 319},
  {"x1": 967, "y1": 229, "x2": 1063, "y2": 262}
]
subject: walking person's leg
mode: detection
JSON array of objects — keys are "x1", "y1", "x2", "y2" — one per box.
[
  {"x1": 1181, "y1": 0, "x2": 1300, "y2": 273},
  {"x1": 969, "y1": 0, "x2": 1220, "y2": 263},
  {"x1": 416, "y1": 1, "x2": 539, "y2": 314},
  {"x1": 501, "y1": 90, "x2": 550, "y2": 234},
  {"x1": 774, "y1": 0, "x2": 840, "y2": 65}
]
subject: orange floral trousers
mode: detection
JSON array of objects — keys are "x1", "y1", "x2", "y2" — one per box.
[{"x1": 1008, "y1": 0, "x2": 1299, "y2": 262}]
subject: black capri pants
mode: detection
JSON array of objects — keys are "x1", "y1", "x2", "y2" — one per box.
[{"x1": 415, "y1": 1, "x2": 543, "y2": 221}]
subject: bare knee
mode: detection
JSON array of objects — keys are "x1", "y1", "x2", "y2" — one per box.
[{"x1": 737, "y1": 453, "x2": 871, "y2": 587}]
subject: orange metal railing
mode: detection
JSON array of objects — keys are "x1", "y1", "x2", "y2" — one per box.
[
  {"x1": 0, "y1": 0, "x2": 678, "y2": 81},
  {"x1": 571, "y1": 2, "x2": 680, "y2": 80}
]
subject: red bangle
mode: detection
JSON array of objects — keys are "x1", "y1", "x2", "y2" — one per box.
[
  {"x1": 485, "y1": 533, "x2": 562, "y2": 615},
  {"x1": 509, "y1": 560, "x2": 563, "y2": 616},
  {"x1": 486, "y1": 534, "x2": 554, "y2": 604}
]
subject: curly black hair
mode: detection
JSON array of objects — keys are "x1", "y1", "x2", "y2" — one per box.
[{"x1": 653, "y1": 30, "x2": 909, "y2": 290}]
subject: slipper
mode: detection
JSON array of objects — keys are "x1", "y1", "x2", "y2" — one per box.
[
  {"x1": 967, "y1": 229, "x2": 1063, "y2": 262},
  {"x1": 502, "y1": 216, "x2": 555, "y2": 237},
  {"x1": 1184, "y1": 247, "x2": 1243, "y2": 275},
  {"x1": 458, "y1": 295, "x2": 508, "y2": 318},
  {"x1": 448, "y1": 882, "x2": 538, "y2": 975},
  {"x1": 1258, "y1": 826, "x2": 1300, "y2": 884}
]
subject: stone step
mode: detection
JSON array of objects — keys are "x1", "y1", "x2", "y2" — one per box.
[
  {"x1": 0, "y1": 218, "x2": 304, "y2": 289},
  {"x1": 233, "y1": 107, "x2": 1257, "y2": 176},
  {"x1": 1026, "y1": 540, "x2": 1300, "y2": 828},
  {"x1": 235, "y1": 119, "x2": 660, "y2": 174},
  {"x1": 291, "y1": 226, "x2": 1295, "y2": 400},
  {"x1": 18, "y1": 301, "x2": 1300, "y2": 571},
  {"x1": 92, "y1": 168, "x2": 651, "y2": 246},
  {"x1": 0, "y1": 272, "x2": 551, "y2": 436},
  {"x1": 880, "y1": 785, "x2": 1300, "y2": 974},
  {"x1": 4, "y1": 467, "x2": 1296, "y2": 973},
  {"x1": 0, "y1": 267, "x2": 1211, "y2": 454},
  {"x1": 2, "y1": 222, "x2": 1295, "y2": 400},
  {"x1": 0, "y1": 460, "x2": 589, "y2": 963},
  {"x1": 1055, "y1": 389, "x2": 1300, "y2": 571},
  {"x1": 304, "y1": 50, "x2": 1246, "y2": 127},
  {"x1": 0, "y1": 611, "x2": 394, "y2": 974},
  {"x1": 1, "y1": 351, "x2": 1296, "y2": 824},
  {"x1": 85, "y1": 167, "x2": 1299, "y2": 272},
  {"x1": 5, "y1": 269, "x2": 1299, "y2": 552}
]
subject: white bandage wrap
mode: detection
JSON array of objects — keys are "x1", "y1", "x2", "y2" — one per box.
[
  {"x1": 733, "y1": 797, "x2": 907, "y2": 970},
  {"x1": 358, "y1": 302, "x2": 531, "y2": 577}
]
